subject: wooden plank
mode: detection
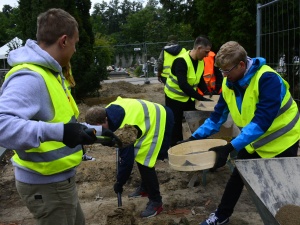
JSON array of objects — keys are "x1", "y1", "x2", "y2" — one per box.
[
  {"x1": 182, "y1": 121, "x2": 192, "y2": 140},
  {"x1": 236, "y1": 157, "x2": 300, "y2": 218}
]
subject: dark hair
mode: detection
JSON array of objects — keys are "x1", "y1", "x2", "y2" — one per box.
[
  {"x1": 193, "y1": 36, "x2": 212, "y2": 49},
  {"x1": 36, "y1": 8, "x2": 78, "y2": 45},
  {"x1": 167, "y1": 35, "x2": 178, "y2": 43}
]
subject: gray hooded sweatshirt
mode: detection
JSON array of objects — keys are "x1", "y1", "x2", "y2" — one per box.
[{"x1": 0, "y1": 39, "x2": 98, "y2": 184}]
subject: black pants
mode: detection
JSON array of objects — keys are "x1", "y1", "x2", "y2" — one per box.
[
  {"x1": 137, "y1": 162, "x2": 162, "y2": 203},
  {"x1": 217, "y1": 140, "x2": 299, "y2": 218},
  {"x1": 165, "y1": 95, "x2": 196, "y2": 146}
]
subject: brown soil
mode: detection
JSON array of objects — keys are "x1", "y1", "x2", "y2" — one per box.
[
  {"x1": 275, "y1": 204, "x2": 300, "y2": 225},
  {"x1": 113, "y1": 125, "x2": 138, "y2": 148},
  {"x1": 0, "y1": 81, "x2": 264, "y2": 225}
]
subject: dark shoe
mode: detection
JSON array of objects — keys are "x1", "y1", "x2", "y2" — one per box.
[
  {"x1": 199, "y1": 212, "x2": 229, "y2": 225},
  {"x1": 140, "y1": 200, "x2": 163, "y2": 218},
  {"x1": 128, "y1": 186, "x2": 148, "y2": 198}
]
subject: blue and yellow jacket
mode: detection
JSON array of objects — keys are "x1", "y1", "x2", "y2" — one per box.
[{"x1": 192, "y1": 57, "x2": 300, "y2": 157}]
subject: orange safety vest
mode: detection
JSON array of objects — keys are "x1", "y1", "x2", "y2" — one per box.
[{"x1": 197, "y1": 51, "x2": 221, "y2": 95}]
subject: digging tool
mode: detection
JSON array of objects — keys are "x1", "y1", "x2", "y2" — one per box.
[
  {"x1": 116, "y1": 147, "x2": 122, "y2": 207},
  {"x1": 85, "y1": 127, "x2": 138, "y2": 207},
  {"x1": 85, "y1": 128, "x2": 124, "y2": 207}
]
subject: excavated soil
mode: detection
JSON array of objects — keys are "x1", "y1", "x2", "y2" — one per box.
[
  {"x1": 275, "y1": 204, "x2": 300, "y2": 225},
  {"x1": 0, "y1": 80, "x2": 264, "y2": 225}
]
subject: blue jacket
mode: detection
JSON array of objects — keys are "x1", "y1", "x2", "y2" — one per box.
[{"x1": 192, "y1": 57, "x2": 286, "y2": 151}]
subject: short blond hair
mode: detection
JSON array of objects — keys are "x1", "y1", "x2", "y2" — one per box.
[
  {"x1": 215, "y1": 41, "x2": 247, "y2": 68},
  {"x1": 85, "y1": 106, "x2": 106, "y2": 125}
]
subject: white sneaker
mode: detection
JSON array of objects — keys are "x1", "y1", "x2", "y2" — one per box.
[
  {"x1": 200, "y1": 213, "x2": 229, "y2": 225},
  {"x1": 82, "y1": 154, "x2": 95, "y2": 161}
]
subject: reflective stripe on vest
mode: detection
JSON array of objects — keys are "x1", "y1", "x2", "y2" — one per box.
[
  {"x1": 107, "y1": 97, "x2": 166, "y2": 167},
  {"x1": 161, "y1": 48, "x2": 186, "y2": 78},
  {"x1": 164, "y1": 51, "x2": 204, "y2": 102},
  {"x1": 222, "y1": 65, "x2": 300, "y2": 158},
  {"x1": 5, "y1": 64, "x2": 82, "y2": 175}
]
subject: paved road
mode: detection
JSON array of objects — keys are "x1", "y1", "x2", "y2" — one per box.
[{"x1": 102, "y1": 76, "x2": 160, "y2": 85}]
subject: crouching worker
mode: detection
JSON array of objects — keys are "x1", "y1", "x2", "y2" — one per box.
[{"x1": 85, "y1": 97, "x2": 174, "y2": 218}]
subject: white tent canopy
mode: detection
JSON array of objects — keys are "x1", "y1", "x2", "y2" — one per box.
[{"x1": 0, "y1": 37, "x2": 23, "y2": 59}]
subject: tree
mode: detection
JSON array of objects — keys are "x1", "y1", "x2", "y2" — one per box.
[
  {"x1": 91, "y1": 0, "x2": 143, "y2": 36},
  {"x1": 16, "y1": 0, "x2": 97, "y2": 99},
  {"x1": 0, "y1": 5, "x2": 22, "y2": 46},
  {"x1": 121, "y1": 6, "x2": 157, "y2": 43}
]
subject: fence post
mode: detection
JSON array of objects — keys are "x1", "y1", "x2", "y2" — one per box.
[
  {"x1": 256, "y1": 0, "x2": 280, "y2": 57},
  {"x1": 256, "y1": 3, "x2": 262, "y2": 57}
]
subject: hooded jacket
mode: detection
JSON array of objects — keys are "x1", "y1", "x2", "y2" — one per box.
[
  {"x1": 157, "y1": 43, "x2": 185, "y2": 73},
  {"x1": 0, "y1": 39, "x2": 76, "y2": 184}
]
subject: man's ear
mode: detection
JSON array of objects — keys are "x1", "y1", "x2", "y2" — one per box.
[{"x1": 59, "y1": 35, "x2": 68, "y2": 48}]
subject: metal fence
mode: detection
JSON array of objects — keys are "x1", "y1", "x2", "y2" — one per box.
[
  {"x1": 257, "y1": 0, "x2": 300, "y2": 105},
  {"x1": 0, "y1": 69, "x2": 8, "y2": 87},
  {"x1": 95, "y1": 40, "x2": 194, "y2": 76}
]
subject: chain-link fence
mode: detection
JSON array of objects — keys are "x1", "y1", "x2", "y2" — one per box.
[
  {"x1": 0, "y1": 69, "x2": 8, "y2": 87},
  {"x1": 257, "y1": 0, "x2": 300, "y2": 105},
  {"x1": 98, "y1": 40, "x2": 194, "y2": 78}
]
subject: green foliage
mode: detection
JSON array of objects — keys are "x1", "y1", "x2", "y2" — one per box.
[
  {"x1": 91, "y1": 0, "x2": 143, "y2": 36},
  {"x1": 4, "y1": 0, "x2": 298, "y2": 99},
  {"x1": 0, "y1": 6, "x2": 22, "y2": 46},
  {"x1": 121, "y1": 6, "x2": 156, "y2": 43},
  {"x1": 134, "y1": 65, "x2": 143, "y2": 76},
  {"x1": 93, "y1": 34, "x2": 115, "y2": 81},
  {"x1": 14, "y1": 0, "x2": 96, "y2": 99}
]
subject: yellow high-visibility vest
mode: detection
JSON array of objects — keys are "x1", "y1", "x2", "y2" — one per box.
[
  {"x1": 161, "y1": 48, "x2": 186, "y2": 79},
  {"x1": 106, "y1": 97, "x2": 166, "y2": 167},
  {"x1": 222, "y1": 65, "x2": 300, "y2": 158},
  {"x1": 5, "y1": 64, "x2": 82, "y2": 175},
  {"x1": 164, "y1": 51, "x2": 204, "y2": 102}
]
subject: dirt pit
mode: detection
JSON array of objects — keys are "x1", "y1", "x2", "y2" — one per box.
[{"x1": 0, "y1": 80, "x2": 263, "y2": 225}]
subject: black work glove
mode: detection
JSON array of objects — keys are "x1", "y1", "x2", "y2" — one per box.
[
  {"x1": 101, "y1": 128, "x2": 123, "y2": 148},
  {"x1": 63, "y1": 123, "x2": 97, "y2": 148},
  {"x1": 113, "y1": 182, "x2": 123, "y2": 194},
  {"x1": 101, "y1": 128, "x2": 117, "y2": 147},
  {"x1": 176, "y1": 136, "x2": 197, "y2": 145},
  {"x1": 209, "y1": 143, "x2": 234, "y2": 169}
]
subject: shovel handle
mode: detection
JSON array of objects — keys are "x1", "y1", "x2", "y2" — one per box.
[
  {"x1": 85, "y1": 128, "x2": 96, "y2": 136},
  {"x1": 117, "y1": 192, "x2": 122, "y2": 207},
  {"x1": 116, "y1": 148, "x2": 122, "y2": 207}
]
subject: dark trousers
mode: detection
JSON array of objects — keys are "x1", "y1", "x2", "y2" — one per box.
[
  {"x1": 217, "y1": 141, "x2": 299, "y2": 218},
  {"x1": 165, "y1": 96, "x2": 196, "y2": 146},
  {"x1": 137, "y1": 162, "x2": 162, "y2": 203}
]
